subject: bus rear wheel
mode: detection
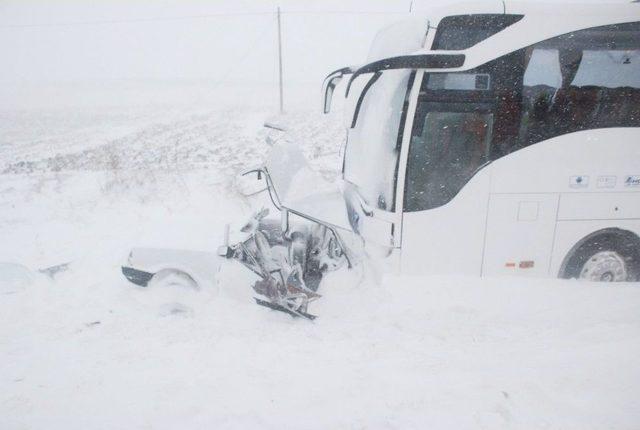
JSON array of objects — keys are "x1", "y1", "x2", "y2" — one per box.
[
  {"x1": 579, "y1": 250, "x2": 628, "y2": 282},
  {"x1": 561, "y1": 230, "x2": 640, "y2": 282}
]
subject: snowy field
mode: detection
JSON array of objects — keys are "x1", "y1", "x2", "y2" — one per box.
[{"x1": 1, "y1": 82, "x2": 640, "y2": 429}]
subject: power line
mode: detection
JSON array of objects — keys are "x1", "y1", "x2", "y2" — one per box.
[
  {"x1": 210, "y1": 15, "x2": 273, "y2": 85},
  {"x1": 0, "y1": 12, "x2": 273, "y2": 29},
  {"x1": 0, "y1": 10, "x2": 409, "y2": 30},
  {"x1": 283, "y1": 10, "x2": 409, "y2": 15}
]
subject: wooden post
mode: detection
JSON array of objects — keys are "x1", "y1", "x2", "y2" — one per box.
[{"x1": 277, "y1": 7, "x2": 284, "y2": 113}]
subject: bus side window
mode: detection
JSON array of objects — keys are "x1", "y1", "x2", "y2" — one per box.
[
  {"x1": 404, "y1": 21, "x2": 640, "y2": 213},
  {"x1": 520, "y1": 22, "x2": 640, "y2": 146}
]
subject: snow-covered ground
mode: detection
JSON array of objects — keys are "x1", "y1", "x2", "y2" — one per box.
[{"x1": 1, "y1": 83, "x2": 640, "y2": 429}]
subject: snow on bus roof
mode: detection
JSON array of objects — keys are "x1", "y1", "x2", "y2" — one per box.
[
  {"x1": 366, "y1": 18, "x2": 429, "y2": 63},
  {"x1": 365, "y1": 1, "x2": 504, "y2": 62}
]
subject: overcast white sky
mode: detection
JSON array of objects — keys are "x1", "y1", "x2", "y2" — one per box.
[
  {"x1": 0, "y1": 0, "x2": 615, "y2": 109},
  {"x1": 0, "y1": 0, "x2": 423, "y2": 85}
]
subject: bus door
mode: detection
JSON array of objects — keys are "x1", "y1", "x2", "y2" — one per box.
[
  {"x1": 400, "y1": 97, "x2": 494, "y2": 276},
  {"x1": 482, "y1": 193, "x2": 560, "y2": 277}
]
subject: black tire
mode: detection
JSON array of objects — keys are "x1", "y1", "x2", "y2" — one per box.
[{"x1": 560, "y1": 230, "x2": 640, "y2": 282}]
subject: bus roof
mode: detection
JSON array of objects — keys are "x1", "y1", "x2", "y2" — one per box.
[
  {"x1": 449, "y1": 2, "x2": 640, "y2": 71},
  {"x1": 367, "y1": 1, "x2": 640, "y2": 72}
]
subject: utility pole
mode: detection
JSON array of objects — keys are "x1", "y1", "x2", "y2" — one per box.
[{"x1": 277, "y1": 6, "x2": 284, "y2": 113}]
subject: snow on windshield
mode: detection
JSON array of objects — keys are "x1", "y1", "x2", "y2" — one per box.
[{"x1": 343, "y1": 70, "x2": 411, "y2": 211}]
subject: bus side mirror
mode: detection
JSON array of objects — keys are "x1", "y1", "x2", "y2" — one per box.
[
  {"x1": 322, "y1": 76, "x2": 342, "y2": 113},
  {"x1": 321, "y1": 67, "x2": 354, "y2": 114},
  {"x1": 322, "y1": 75, "x2": 342, "y2": 114}
]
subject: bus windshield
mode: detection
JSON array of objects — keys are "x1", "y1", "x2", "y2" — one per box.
[{"x1": 343, "y1": 70, "x2": 412, "y2": 211}]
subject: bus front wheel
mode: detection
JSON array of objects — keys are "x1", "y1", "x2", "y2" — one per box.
[{"x1": 560, "y1": 229, "x2": 640, "y2": 282}]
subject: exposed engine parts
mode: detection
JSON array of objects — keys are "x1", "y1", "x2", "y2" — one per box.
[{"x1": 219, "y1": 209, "x2": 348, "y2": 319}]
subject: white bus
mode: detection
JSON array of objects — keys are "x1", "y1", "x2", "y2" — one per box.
[
  {"x1": 316, "y1": 1, "x2": 640, "y2": 282},
  {"x1": 123, "y1": 2, "x2": 640, "y2": 312},
  {"x1": 121, "y1": 1, "x2": 640, "y2": 316}
]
